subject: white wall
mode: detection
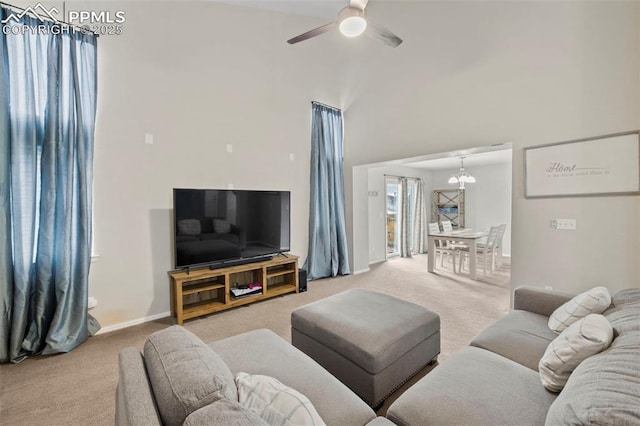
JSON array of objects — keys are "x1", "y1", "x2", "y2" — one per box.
[
  {"x1": 9, "y1": 0, "x2": 638, "y2": 329},
  {"x1": 430, "y1": 162, "x2": 512, "y2": 256},
  {"x1": 367, "y1": 166, "x2": 433, "y2": 264},
  {"x1": 56, "y1": 1, "x2": 357, "y2": 328},
  {"x1": 345, "y1": 1, "x2": 640, "y2": 295}
]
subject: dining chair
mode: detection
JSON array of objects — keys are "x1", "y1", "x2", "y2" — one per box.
[
  {"x1": 427, "y1": 222, "x2": 441, "y2": 235},
  {"x1": 475, "y1": 223, "x2": 506, "y2": 271},
  {"x1": 458, "y1": 225, "x2": 499, "y2": 276},
  {"x1": 428, "y1": 222, "x2": 457, "y2": 273},
  {"x1": 441, "y1": 219, "x2": 469, "y2": 250},
  {"x1": 492, "y1": 224, "x2": 507, "y2": 269}
]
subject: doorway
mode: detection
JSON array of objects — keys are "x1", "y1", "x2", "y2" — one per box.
[
  {"x1": 385, "y1": 176, "x2": 418, "y2": 258},
  {"x1": 386, "y1": 177, "x2": 399, "y2": 256}
]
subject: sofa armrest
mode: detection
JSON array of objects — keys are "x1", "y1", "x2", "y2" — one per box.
[
  {"x1": 115, "y1": 348, "x2": 162, "y2": 426},
  {"x1": 513, "y1": 286, "x2": 574, "y2": 317}
]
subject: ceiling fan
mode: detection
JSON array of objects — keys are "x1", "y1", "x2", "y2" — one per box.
[{"x1": 287, "y1": 0, "x2": 403, "y2": 48}]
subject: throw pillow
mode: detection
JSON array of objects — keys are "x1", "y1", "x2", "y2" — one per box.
[
  {"x1": 213, "y1": 218, "x2": 231, "y2": 234},
  {"x1": 178, "y1": 219, "x2": 201, "y2": 236},
  {"x1": 144, "y1": 326, "x2": 237, "y2": 426},
  {"x1": 235, "y1": 372, "x2": 325, "y2": 426},
  {"x1": 539, "y1": 314, "x2": 614, "y2": 392},
  {"x1": 548, "y1": 286, "x2": 612, "y2": 333},
  {"x1": 184, "y1": 399, "x2": 268, "y2": 426}
]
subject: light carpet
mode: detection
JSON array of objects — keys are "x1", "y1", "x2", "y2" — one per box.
[{"x1": 0, "y1": 254, "x2": 511, "y2": 425}]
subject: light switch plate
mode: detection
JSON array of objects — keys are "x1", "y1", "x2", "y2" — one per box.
[{"x1": 552, "y1": 219, "x2": 577, "y2": 230}]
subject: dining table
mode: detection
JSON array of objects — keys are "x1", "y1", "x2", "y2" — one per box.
[{"x1": 427, "y1": 229, "x2": 489, "y2": 280}]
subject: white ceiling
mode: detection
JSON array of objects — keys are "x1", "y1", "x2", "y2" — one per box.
[
  {"x1": 210, "y1": 0, "x2": 513, "y2": 172},
  {"x1": 211, "y1": 0, "x2": 422, "y2": 19},
  {"x1": 211, "y1": 0, "x2": 346, "y2": 18}
]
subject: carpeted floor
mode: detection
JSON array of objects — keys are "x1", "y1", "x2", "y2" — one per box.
[{"x1": 0, "y1": 254, "x2": 511, "y2": 425}]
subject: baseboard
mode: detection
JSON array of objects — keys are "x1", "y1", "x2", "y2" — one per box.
[
  {"x1": 95, "y1": 311, "x2": 171, "y2": 335},
  {"x1": 353, "y1": 268, "x2": 370, "y2": 275},
  {"x1": 369, "y1": 258, "x2": 385, "y2": 266}
]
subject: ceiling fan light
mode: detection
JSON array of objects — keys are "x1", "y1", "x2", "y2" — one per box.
[{"x1": 339, "y1": 16, "x2": 367, "y2": 37}]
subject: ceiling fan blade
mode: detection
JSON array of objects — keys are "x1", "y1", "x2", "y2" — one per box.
[
  {"x1": 287, "y1": 22, "x2": 337, "y2": 45},
  {"x1": 365, "y1": 21, "x2": 403, "y2": 47},
  {"x1": 349, "y1": 0, "x2": 369, "y2": 11}
]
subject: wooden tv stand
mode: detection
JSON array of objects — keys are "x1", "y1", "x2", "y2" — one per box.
[{"x1": 168, "y1": 255, "x2": 299, "y2": 325}]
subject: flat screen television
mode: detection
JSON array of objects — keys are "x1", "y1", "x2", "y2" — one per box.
[{"x1": 173, "y1": 188, "x2": 291, "y2": 269}]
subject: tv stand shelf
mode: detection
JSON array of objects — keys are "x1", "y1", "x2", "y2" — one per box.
[{"x1": 169, "y1": 255, "x2": 299, "y2": 325}]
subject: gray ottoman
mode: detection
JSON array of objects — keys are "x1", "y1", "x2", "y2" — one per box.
[{"x1": 291, "y1": 288, "x2": 440, "y2": 407}]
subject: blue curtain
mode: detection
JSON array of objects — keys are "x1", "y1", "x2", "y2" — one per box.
[
  {"x1": 1, "y1": 9, "x2": 99, "y2": 363},
  {"x1": 304, "y1": 102, "x2": 350, "y2": 279}
]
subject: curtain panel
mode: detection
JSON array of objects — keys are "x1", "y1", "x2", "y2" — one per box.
[
  {"x1": 399, "y1": 178, "x2": 411, "y2": 257},
  {"x1": 412, "y1": 179, "x2": 426, "y2": 254},
  {"x1": 304, "y1": 102, "x2": 350, "y2": 279},
  {"x1": 0, "y1": 9, "x2": 98, "y2": 362}
]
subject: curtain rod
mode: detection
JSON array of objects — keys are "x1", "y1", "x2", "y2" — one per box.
[
  {"x1": 311, "y1": 101, "x2": 341, "y2": 111},
  {"x1": 0, "y1": 1, "x2": 99, "y2": 36},
  {"x1": 384, "y1": 174, "x2": 422, "y2": 181}
]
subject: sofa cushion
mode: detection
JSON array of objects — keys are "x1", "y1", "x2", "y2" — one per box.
[
  {"x1": 178, "y1": 219, "x2": 202, "y2": 236},
  {"x1": 539, "y1": 314, "x2": 613, "y2": 392},
  {"x1": 143, "y1": 326, "x2": 237, "y2": 426},
  {"x1": 213, "y1": 218, "x2": 231, "y2": 233},
  {"x1": 548, "y1": 286, "x2": 611, "y2": 333},
  {"x1": 386, "y1": 346, "x2": 557, "y2": 426},
  {"x1": 470, "y1": 310, "x2": 557, "y2": 371},
  {"x1": 604, "y1": 288, "x2": 640, "y2": 335},
  {"x1": 611, "y1": 288, "x2": 640, "y2": 306},
  {"x1": 183, "y1": 399, "x2": 268, "y2": 426},
  {"x1": 210, "y1": 329, "x2": 377, "y2": 426},
  {"x1": 235, "y1": 372, "x2": 325, "y2": 426},
  {"x1": 545, "y1": 331, "x2": 640, "y2": 425}
]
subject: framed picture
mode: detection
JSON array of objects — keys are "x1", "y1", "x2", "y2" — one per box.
[{"x1": 524, "y1": 131, "x2": 640, "y2": 198}]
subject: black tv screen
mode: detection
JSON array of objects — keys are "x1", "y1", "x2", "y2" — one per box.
[{"x1": 173, "y1": 189, "x2": 291, "y2": 269}]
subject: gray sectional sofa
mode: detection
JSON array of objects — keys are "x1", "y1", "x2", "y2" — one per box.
[
  {"x1": 116, "y1": 286, "x2": 639, "y2": 425},
  {"x1": 116, "y1": 327, "x2": 393, "y2": 426},
  {"x1": 386, "y1": 286, "x2": 640, "y2": 425}
]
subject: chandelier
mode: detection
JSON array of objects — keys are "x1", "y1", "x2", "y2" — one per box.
[{"x1": 448, "y1": 156, "x2": 476, "y2": 190}]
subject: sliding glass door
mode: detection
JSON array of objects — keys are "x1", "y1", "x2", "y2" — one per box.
[
  {"x1": 386, "y1": 178, "x2": 400, "y2": 256},
  {"x1": 386, "y1": 177, "x2": 419, "y2": 258}
]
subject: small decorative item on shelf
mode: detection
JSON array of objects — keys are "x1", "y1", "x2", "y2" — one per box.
[
  {"x1": 438, "y1": 206, "x2": 458, "y2": 214},
  {"x1": 231, "y1": 283, "x2": 263, "y2": 298}
]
